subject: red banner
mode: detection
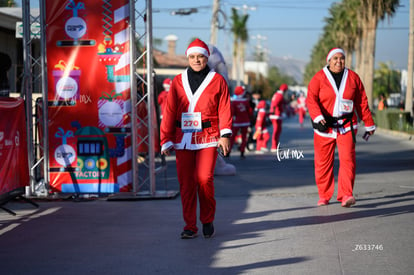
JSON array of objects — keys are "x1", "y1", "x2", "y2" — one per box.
[
  {"x1": 45, "y1": 0, "x2": 132, "y2": 193},
  {"x1": 0, "y1": 98, "x2": 29, "y2": 196}
]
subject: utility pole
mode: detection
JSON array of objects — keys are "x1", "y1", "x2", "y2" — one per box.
[
  {"x1": 406, "y1": 0, "x2": 414, "y2": 117},
  {"x1": 210, "y1": 0, "x2": 220, "y2": 45},
  {"x1": 251, "y1": 34, "x2": 267, "y2": 81},
  {"x1": 252, "y1": 34, "x2": 267, "y2": 61}
]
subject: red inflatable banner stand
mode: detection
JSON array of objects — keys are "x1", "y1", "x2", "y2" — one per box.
[{"x1": 0, "y1": 97, "x2": 30, "y2": 196}]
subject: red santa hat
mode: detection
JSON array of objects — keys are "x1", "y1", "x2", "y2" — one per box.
[
  {"x1": 234, "y1": 86, "x2": 245, "y2": 96},
  {"x1": 326, "y1": 48, "x2": 345, "y2": 63},
  {"x1": 279, "y1": 83, "x2": 288, "y2": 92},
  {"x1": 185, "y1": 38, "x2": 210, "y2": 58},
  {"x1": 163, "y1": 78, "x2": 172, "y2": 86},
  {"x1": 163, "y1": 78, "x2": 172, "y2": 91}
]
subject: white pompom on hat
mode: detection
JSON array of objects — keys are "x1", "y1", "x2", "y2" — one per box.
[
  {"x1": 326, "y1": 48, "x2": 345, "y2": 63},
  {"x1": 185, "y1": 38, "x2": 210, "y2": 58}
]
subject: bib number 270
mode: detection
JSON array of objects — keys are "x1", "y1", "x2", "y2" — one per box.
[
  {"x1": 183, "y1": 120, "x2": 199, "y2": 127},
  {"x1": 181, "y1": 112, "x2": 202, "y2": 133}
]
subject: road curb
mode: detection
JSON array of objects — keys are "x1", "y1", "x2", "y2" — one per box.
[{"x1": 375, "y1": 127, "x2": 414, "y2": 143}]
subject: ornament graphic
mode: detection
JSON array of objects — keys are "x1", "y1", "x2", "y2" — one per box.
[
  {"x1": 52, "y1": 60, "x2": 80, "y2": 102},
  {"x1": 54, "y1": 128, "x2": 76, "y2": 168},
  {"x1": 98, "y1": 90, "x2": 125, "y2": 128},
  {"x1": 57, "y1": 0, "x2": 95, "y2": 47}
]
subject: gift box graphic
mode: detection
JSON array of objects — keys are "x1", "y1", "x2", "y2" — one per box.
[
  {"x1": 98, "y1": 91, "x2": 125, "y2": 128},
  {"x1": 98, "y1": 36, "x2": 129, "y2": 83},
  {"x1": 52, "y1": 60, "x2": 81, "y2": 100}
]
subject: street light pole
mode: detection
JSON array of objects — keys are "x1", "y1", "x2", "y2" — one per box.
[{"x1": 234, "y1": 4, "x2": 256, "y2": 15}]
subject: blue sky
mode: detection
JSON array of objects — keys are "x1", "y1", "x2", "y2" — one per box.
[
  {"x1": 20, "y1": 0, "x2": 410, "y2": 70},
  {"x1": 149, "y1": 0, "x2": 410, "y2": 70}
]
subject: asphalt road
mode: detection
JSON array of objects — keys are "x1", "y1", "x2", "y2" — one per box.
[{"x1": 1, "y1": 116, "x2": 413, "y2": 275}]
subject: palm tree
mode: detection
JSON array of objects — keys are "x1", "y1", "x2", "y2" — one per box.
[
  {"x1": 230, "y1": 8, "x2": 249, "y2": 85},
  {"x1": 356, "y1": 0, "x2": 400, "y2": 108}
]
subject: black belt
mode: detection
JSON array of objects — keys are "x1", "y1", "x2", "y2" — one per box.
[
  {"x1": 176, "y1": 120, "x2": 212, "y2": 128},
  {"x1": 312, "y1": 113, "x2": 356, "y2": 143}
]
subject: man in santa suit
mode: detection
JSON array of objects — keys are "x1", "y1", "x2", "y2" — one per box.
[
  {"x1": 230, "y1": 85, "x2": 253, "y2": 158},
  {"x1": 157, "y1": 78, "x2": 172, "y2": 119},
  {"x1": 269, "y1": 83, "x2": 288, "y2": 152},
  {"x1": 160, "y1": 38, "x2": 232, "y2": 239},
  {"x1": 253, "y1": 100, "x2": 270, "y2": 153},
  {"x1": 306, "y1": 48, "x2": 376, "y2": 207},
  {"x1": 296, "y1": 92, "x2": 307, "y2": 128}
]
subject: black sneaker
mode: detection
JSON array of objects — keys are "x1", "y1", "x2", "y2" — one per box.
[
  {"x1": 181, "y1": 230, "x2": 198, "y2": 239},
  {"x1": 203, "y1": 223, "x2": 215, "y2": 238}
]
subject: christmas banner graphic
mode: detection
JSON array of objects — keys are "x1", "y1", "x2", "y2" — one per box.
[{"x1": 45, "y1": 0, "x2": 132, "y2": 193}]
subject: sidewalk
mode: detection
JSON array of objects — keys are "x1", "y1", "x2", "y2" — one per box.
[{"x1": 1, "y1": 117, "x2": 413, "y2": 275}]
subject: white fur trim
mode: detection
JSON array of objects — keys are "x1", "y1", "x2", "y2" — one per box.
[
  {"x1": 186, "y1": 46, "x2": 209, "y2": 57},
  {"x1": 326, "y1": 48, "x2": 345, "y2": 63}
]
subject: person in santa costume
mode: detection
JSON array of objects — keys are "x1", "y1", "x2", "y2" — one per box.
[
  {"x1": 306, "y1": 48, "x2": 376, "y2": 208},
  {"x1": 253, "y1": 100, "x2": 270, "y2": 153},
  {"x1": 160, "y1": 38, "x2": 232, "y2": 239},
  {"x1": 269, "y1": 83, "x2": 288, "y2": 152},
  {"x1": 157, "y1": 78, "x2": 172, "y2": 119},
  {"x1": 297, "y1": 92, "x2": 307, "y2": 128},
  {"x1": 230, "y1": 85, "x2": 253, "y2": 158}
]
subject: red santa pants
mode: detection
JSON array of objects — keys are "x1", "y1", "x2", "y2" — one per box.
[
  {"x1": 271, "y1": 119, "x2": 283, "y2": 150},
  {"x1": 175, "y1": 147, "x2": 218, "y2": 233},
  {"x1": 256, "y1": 130, "x2": 270, "y2": 151},
  {"x1": 298, "y1": 109, "x2": 306, "y2": 125},
  {"x1": 313, "y1": 130, "x2": 356, "y2": 202},
  {"x1": 230, "y1": 126, "x2": 248, "y2": 153}
]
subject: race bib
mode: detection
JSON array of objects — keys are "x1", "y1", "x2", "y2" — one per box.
[
  {"x1": 340, "y1": 99, "x2": 354, "y2": 113},
  {"x1": 181, "y1": 112, "x2": 202, "y2": 133}
]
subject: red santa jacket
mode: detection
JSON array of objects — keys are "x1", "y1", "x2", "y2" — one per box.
[
  {"x1": 160, "y1": 69, "x2": 232, "y2": 150},
  {"x1": 306, "y1": 66, "x2": 376, "y2": 138},
  {"x1": 269, "y1": 91, "x2": 284, "y2": 120},
  {"x1": 231, "y1": 97, "x2": 252, "y2": 127},
  {"x1": 158, "y1": 90, "x2": 168, "y2": 116},
  {"x1": 255, "y1": 104, "x2": 268, "y2": 132},
  {"x1": 297, "y1": 94, "x2": 307, "y2": 111}
]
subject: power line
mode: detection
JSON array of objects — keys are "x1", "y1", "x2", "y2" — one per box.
[{"x1": 154, "y1": 26, "x2": 409, "y2": 31}]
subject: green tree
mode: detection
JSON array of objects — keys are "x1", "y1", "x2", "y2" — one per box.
[
  {"x1": 303, "y1": 31, "x2": 336, "y2": 84},
  {"x1": 373, "y1": 62, "x2": 401, "y2": 100},
  {"x1": 305, "y1": 0, "x2": 401, "y2": 105},
  {"x1": 356, "y1": 0, "x2": 400, "y2": 108},
  {"x1": 0, "y1": 0, "x2": 16, "y2": 7},
  {"x1": 230, "y1": 8, "x2": 249, "y2": 85},
  {"x1": 250, "y1": 66, "x2": 296, "y2": 99}
]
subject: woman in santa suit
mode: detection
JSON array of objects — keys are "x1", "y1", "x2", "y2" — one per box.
[
  {"x1": 230, "y1": 85, "x2": 253, "y2": 158},
  {"x1": 296, "y1": 92, "x2": 307, "y2": 128},
  {"x1": 157, "y1": 78, "x2": 172, "y2": 119},
  {"x1": 269, "y1": 83, "x2": 288, "y2": 152},
  {"x1": 160, "y1": 38, "x2": 232, "y2": 239},
  {"x1": 306, "y1": 48, "x2": 376, "y2": 207},
  {"x1": 253, "y1": 100, "x2": 270, "y2": 153}
]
